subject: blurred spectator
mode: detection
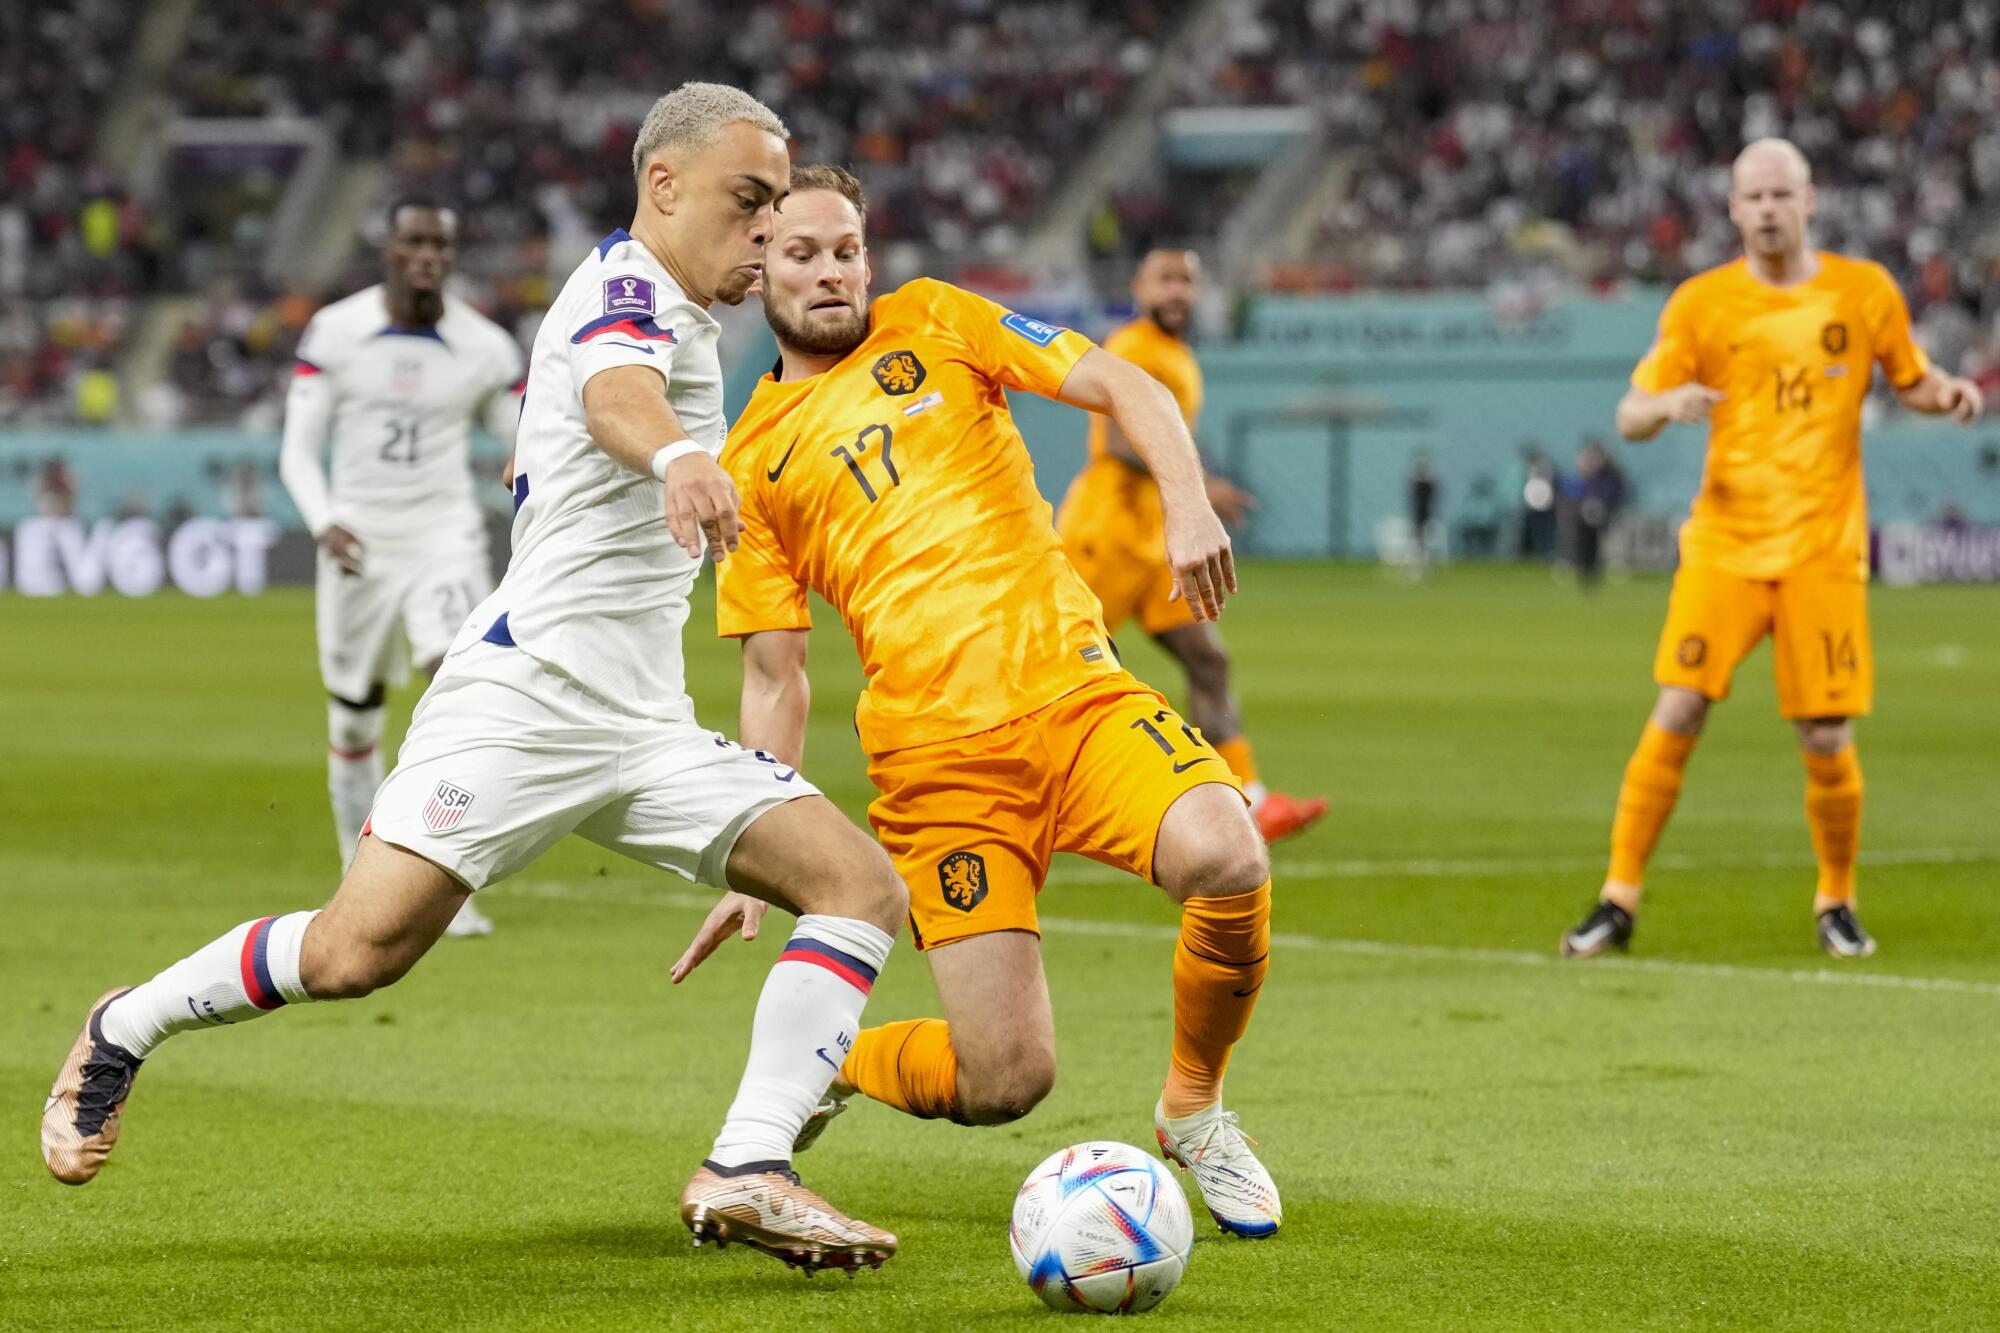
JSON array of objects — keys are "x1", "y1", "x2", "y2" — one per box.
[
  {"x1": 1564, "y1": 437, "x2": 1627, "y2": 586},
  {"x1": 1517, "y1": 445, "x2": 1559, "y2": 560},
  {"x1": 1457, "y1": 473, "x2": 1505, "y2": 559},
  {"x1": 223, "y1": 459, "x2": 266, "y2": 518},
  {"x1": 33, "y1": 457, "x2": 79, "y2": 517},
  {"x1": 1408, "y1": 449, "x2": 1440, "y2": 571}
]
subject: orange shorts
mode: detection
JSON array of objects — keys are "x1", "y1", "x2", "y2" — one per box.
[
  {"x1": 1057, "y1": 486, "x2": 1195, "y2": 638},
  {"x1": 1653, "y1": 563, "x2": 1872, "y2": 718},
  {"x1": 865, "y1": 671, "x2": 1243, "y2": 951}
]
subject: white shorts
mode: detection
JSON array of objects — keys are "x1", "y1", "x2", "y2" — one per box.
[
  {"x1": 367, "y1": 640, "x2": 819, "y2": 891},
  {"x1": 316, "y1": 545, "x2": 492, "y2": 702}
]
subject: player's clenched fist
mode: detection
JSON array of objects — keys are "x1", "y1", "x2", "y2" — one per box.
[
  {"x1": 663, "y1": 451, "x2": 741, "y2": 563},
  {"x1": 1938, "y1": 375, "x2": 1984, "y2": 426},
  {"x1": 1164, "y1": 503, "x2": 1237, "y2": 622},
  {"x1": 1663, "y1": 383, "x2": 1726, "y2": 423},
  {"x1": 319, "y1": 523, "x2": 366, "y2": 576}
]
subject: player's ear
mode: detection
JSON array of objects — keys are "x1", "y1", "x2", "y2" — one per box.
[
  {"x1": 862, "y1": 247, "x2": 873, "y2": 292},
  {"x1": 646, "y1": 158, "x2": 678, "y2": 216}
]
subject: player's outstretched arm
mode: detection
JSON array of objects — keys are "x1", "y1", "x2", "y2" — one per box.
[
  {"x1": 739, "y1": 629, "x2": 811, "y2": 770},
  {"x1": 1895, "y1": 368, "x2": 1986, "y2": 425},
  {"x1": 1615, "y1": 383, "x2": 1725, "y2": 442},
  {"x1": 1057, "y1": 348, "x2": 1235, "y2": 620},
  {"x1": 581, "y1": 365, "x2": 739, "y2": 562}
]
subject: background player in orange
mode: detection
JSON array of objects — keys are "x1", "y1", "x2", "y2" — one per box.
[
  {"x1": 673, "y1": 167, "x2": 1282, "y2": 1237},
  {"x1": 1561, "y1": 139, "x2": 1984, "y2": 962},
  {"x1": 1056, "y1": 248, "x2": 1327, "y2": 843}
]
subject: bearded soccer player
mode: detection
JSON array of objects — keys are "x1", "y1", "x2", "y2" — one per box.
[
  {"x1": 1056, "y1": 248, "x2": 1326, "y2": 843},
  {"x1": 44, "y1": 87, "x2": 906, "y2": 1273},
  {"x1": 1561, "y1": 139, "x2": 1983, "y2": 962},
  {"x1": 280, "y1": 197, "x2": 525, "y2": 940},
  {"x1": 675, "y1": 167, "x2": 1281, "y2": 1238}
]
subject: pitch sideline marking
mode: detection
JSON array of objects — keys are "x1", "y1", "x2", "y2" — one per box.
[
  {"x1": 495, "y1": 878, "x2": 2000, "y2": 1000},
  {"x1": 1058, "y1": 846, "x2": 1993, "y2": 885}
]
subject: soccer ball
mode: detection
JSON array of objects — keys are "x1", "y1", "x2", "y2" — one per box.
[{"x1": 1009, "y1": 1140, "x2": 1195, "y2": 1314}]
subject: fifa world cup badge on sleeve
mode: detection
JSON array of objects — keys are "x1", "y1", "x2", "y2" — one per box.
[
  {"x1": 1000, "y1": 311, "x2": 1066, "y2": 346},
  {"x1": 603, "y1": 276, "x2": 656, "y2": 316}
]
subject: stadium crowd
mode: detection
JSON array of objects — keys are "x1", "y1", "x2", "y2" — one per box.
[
  {"x1": 0, "y1": 0, "x2": 151, "y2": 426},
  {"x1": 12, "y1": 0, "x2": 2000, "y2": 423},
  {"x1": 1300, "y1": 0, "x2": 2000, "y2": 386}
]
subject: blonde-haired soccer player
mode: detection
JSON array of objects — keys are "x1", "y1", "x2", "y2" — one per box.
[
  {"x1": 676, "y1": 166, "x2": 1281, "y2": 1237},
  {"x1": 44, "y1": 85, "x2": 905, "y2": 1274},
  {"x1": 1056, "y1": 248, "x2": 1326, "y2": 843},
  {"x1": 1562, "y1": 138, "x2": 1984, "y2": 961}
]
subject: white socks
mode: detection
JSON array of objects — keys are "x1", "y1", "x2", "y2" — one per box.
[
  {"x1": 705, "y1": 914, "x2": 894, "y2": 1171},
  {"x1": 327, "y1": 699, "x2": 385, "y2": 870},
  {"x1": 98, "y1": 911, "x2": 320, "y2": 1058}
]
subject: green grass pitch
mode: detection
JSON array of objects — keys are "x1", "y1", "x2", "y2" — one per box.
[{"x1": 3, "y1": 564, "x2": 1997, "y2": 1330}]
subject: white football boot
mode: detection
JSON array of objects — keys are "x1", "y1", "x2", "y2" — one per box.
[
  {"x1": 1154, "y1": 1099, "x2": 1282, "y2": 1237},
  {"x1": 792, "y1": 1090, "x2": 852, "y2": 1153}
]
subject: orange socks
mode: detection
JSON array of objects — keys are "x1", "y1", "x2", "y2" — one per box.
[
  {"x1": 1803, "y1": 746, "x2": 1863, "y2": 902},
  {"x1": 1214, "y1": 736, "x2": 1259, "y2": 788},
  {"x1": 1163, "y1": 882, "x2": 1271, "y2": 1119},
  {"x1": 839, "y1": 1017, "x2": 963, "y2": 1123},
  {"x1": 1606, "y1": 722, "x2": 1698, "y2": 888}
]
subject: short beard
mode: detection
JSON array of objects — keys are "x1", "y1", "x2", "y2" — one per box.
[
  {"x1": 1147, "y1": 304, "x2": 1188, "y2": 336},
  {"x1": 767, "y1": 299, "x2": 869, "y2": 358},
  {"x1": 406, "y1": 287, "x2": 444, "y2": 325}
]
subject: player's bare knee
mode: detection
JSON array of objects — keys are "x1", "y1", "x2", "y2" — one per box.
[
  {"x1": 1185, "y1": 646, "x2": 1230, "y2": 698},
  {"x1": 1796, "y1": 716, "x2": 1852, "y2": 755},
  {"x1": 1169, "y1": 833, "x2": 1268, "y2": 903},
  {"x1": 1154, "y1": 787, "x2": 1268, "y2": 902},
  {"x1": 1652, "y1": 687, "x2": 1710, "y2": 737},
  {"x1": 816, "y1": 826, "x2": 909, "y2": 933},
  {"x1": 960, "y1": 1053, "x2": 1057, "y2": 1125}
]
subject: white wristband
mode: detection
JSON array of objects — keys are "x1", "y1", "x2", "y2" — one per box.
[{"x1": 649, "y1": 440, "x2": 705, "y2": 482}]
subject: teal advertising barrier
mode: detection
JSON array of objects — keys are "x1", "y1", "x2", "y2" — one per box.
[
  {"x1": 7, "y1": 290, "x2": 1999, "y2": 576},
  {"x1": 1011, "y1": 289, "x2": 2000, "y2": 561}
]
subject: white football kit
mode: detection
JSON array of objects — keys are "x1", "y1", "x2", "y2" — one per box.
[
  {"x1": 279, "y1": 285, "x2": 525, "y2": 701},
  {"x1": 367, "y1": 229, "x2": 818, "y2": 889}
]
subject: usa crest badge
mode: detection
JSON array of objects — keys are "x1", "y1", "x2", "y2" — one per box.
[{"x1": 423, "y1": 781, "x2": 474, "y2": 832}]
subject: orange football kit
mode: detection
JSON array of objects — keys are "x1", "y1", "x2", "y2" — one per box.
[
  {"x1": 1634, "y1": 252, "x2": 1927, "y2": 718},
  {"x1": 1606, "y1": 252, "x2": 1924, "y2": 905},
  {"x1": 1057, "y1": 317, "x2": 1205, "y2": 638},
  {"x1": 718, "y1": 278, "x2": 1267, "y2": 1122}
]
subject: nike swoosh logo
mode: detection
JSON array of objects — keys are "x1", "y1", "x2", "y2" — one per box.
[
  {"x1": 1232, "y1": 983, "x2": 1263, "y2": 998},
  {"x1": 814, "y1": 1047, "x2": 841, "y2": 1071},
  {"x1": 766, "y1": 438, "x2": 799, "y2": 482},
  {"x1": 599, "y1": 340, "x2": 654, "y2": 355},
  {"x1": 1171, "y1": 757, "x2": 1215, "y2": 774}
]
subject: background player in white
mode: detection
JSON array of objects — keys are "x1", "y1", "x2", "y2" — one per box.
[
  {"x1": 279, "y1": 198, "x2": 523, "y2": 938},
  {"x1": 44, "y1": 83, "x2": 908, "y2": 1273}
]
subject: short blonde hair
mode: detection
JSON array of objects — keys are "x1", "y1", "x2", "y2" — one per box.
[{"x1": 631, "y1": 82, "x2": 788, "y2": 179}]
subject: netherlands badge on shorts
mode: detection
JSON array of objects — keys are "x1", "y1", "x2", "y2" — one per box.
[{"x1": 423, "y1": 781, "x2": 475, "y2": 833}]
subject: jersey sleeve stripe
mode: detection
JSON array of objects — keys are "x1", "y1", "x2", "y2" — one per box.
[
  {"x1": 569, "y1": 313, "x2": 679, "y2": 345},
  {"x1": 293, "y1": 359, "x2": 322, "y2": 376}
]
